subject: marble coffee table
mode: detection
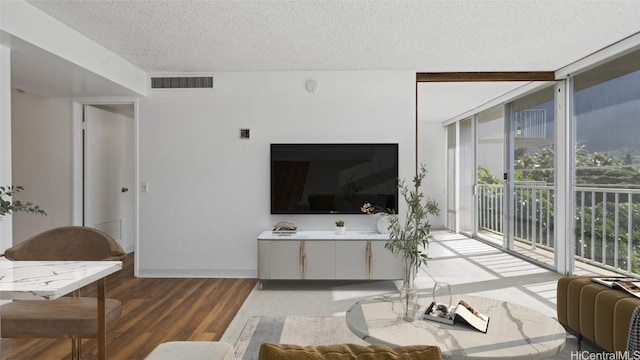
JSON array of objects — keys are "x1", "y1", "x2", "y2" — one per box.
[{"x1": 346, "y1": 293, "x2": 566, "y2": 360}]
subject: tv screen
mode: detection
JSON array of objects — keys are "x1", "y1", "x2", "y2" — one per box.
[{"x1": 271, "y1": 143, "x2": 398, "y2": 214}]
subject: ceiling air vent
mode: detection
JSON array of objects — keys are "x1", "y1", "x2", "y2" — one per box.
[{"x1": 150, "y1": 76, "x2": 214, "y2": 89}]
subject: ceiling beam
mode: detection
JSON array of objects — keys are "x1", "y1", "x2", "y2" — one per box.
[{"x1": 416, "y1": 72, "x2": 555, "y2": 82}]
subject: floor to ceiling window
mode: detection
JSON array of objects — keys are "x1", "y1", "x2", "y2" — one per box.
[{"x1": 573, "y1": 49, "x2": 640, "y2": 276}]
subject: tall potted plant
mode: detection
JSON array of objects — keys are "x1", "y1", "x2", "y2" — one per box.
[{"x1": 385, "y1": 164, "x2": 439, "y2": 321}]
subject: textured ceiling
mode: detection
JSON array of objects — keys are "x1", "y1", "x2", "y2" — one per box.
[{"x1": 25, "y1": 0, "x2": 640, "y2": 73}]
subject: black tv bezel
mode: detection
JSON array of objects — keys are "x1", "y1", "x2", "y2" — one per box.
[{"x1": 270, "y1": 143, "x2": 399, "y2": 215}]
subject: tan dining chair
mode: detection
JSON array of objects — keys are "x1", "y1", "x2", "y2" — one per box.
[{"x1": 0, "y1": 226, "x2": 126, "y2": 360}]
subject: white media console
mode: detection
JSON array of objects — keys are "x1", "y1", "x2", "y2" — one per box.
[{"x1": 257, "y1": 230, "x2": 403, "y2": 288}]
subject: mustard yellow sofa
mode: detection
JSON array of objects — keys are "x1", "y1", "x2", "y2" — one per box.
[{"x1": 258, "y1": 343, "x2": 443, "y2": 360}]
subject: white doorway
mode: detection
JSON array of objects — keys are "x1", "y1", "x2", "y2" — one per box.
[{"x1": 72, "y1": 99, "x2": 138, "y2": 255}]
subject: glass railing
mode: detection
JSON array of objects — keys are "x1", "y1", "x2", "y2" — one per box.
[{"x1": 477, "y1": 183, "x2": 640, "y2": 276}]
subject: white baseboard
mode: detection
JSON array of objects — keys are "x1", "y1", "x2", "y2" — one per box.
[{"x1": 136, "y1": 268, "x2": 257, "y2": 278}]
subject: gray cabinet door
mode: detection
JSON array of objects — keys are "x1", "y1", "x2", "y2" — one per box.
[
  {"x1": 304, "y1": 241, "x2": 336, "y2": 279},
  {"x1": 270, "y1": 241, "x2": 302, "y2": 279},
  {"x1": 335, "y1": 241, "x2": 368, "y2": 279},
  {"x1": 370, "y1": 241, "x2": 403, "y2": 279},
  {"x1": 258, "y1": 241, "x2": 271, "y2": 278}
]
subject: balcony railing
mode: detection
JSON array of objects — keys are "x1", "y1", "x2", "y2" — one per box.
[{"x1": 477, "y1": 183, "x2": 640, "y2": 276}]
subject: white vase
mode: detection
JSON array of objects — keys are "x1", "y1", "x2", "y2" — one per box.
[
  {"x1": 370, "y1": 213, "x2": 391, "y2": 234},
  {"x1": 376, "y1": 214, "x2": 391, "y2": 234},
  {"x1": 335, "y1": 226, "x2": 346, "y2": 235}
]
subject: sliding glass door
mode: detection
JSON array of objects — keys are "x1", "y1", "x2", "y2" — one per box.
[{"x1": 507, "y1": 86, "x2": 556, "y2": 266}]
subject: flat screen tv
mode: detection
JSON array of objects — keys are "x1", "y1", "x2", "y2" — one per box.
[{"x1": 271, "y1": 143, "x2": 398, "y2": 214}]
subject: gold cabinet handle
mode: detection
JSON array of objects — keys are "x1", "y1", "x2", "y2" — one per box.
[
  {"x1": 302, "y1": 253, "x2": 306, "y2": 279},
  {"x1": 368, "y1": 241, "x2": 373, "y2": 279},
  {"x1": 365, "y1": 241, "x2": 369, "y2": 275},
  {"x1": 299, "y1": 241, "x2": 306, "y2": 279}
]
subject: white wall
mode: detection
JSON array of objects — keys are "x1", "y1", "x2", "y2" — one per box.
[
  {"x1": 138, "y1": 70, "x2": 416, "y2": 277},
  {"x1": 417, "y1": 85, "x2": 449, "y2": 231},
  {"x1": 11, "y1": 89, "x2": 73, "y2": 242},
  {"x1": 417, "y1": 119, "x2": 447, "y2": 230},
  {"x1": 8, "y1": 69, "x2": 418, "y2": 277}
]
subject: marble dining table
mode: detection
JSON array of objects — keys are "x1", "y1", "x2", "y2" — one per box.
[{"x1": 0, "y1": 260, "x2": 123, "y2": 360}]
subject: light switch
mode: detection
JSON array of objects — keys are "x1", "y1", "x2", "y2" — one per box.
[{"x1": 141, "y1": 182, "x2": 149, "y2": 193}]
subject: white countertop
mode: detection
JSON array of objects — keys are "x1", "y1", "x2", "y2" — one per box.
[
  {"x1": 0, "y1": 260, "x2": 123, "y2": 300},
  {"x1": 258, "y1": 230, "x2": 391, "y2": 241}
]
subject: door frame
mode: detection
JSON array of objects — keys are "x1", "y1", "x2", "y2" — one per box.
[{"x1": 71, "y1": 97, "x2": 139, "y2": 259}]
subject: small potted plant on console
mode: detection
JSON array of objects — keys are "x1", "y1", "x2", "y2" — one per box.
[{"x1": 335, "y1": 220, "x2": 346, "y2": 235}]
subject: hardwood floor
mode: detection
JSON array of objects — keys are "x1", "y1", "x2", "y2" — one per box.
[{"x1": 0, "y1": 254, "x2": 257, "y2": 360}]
